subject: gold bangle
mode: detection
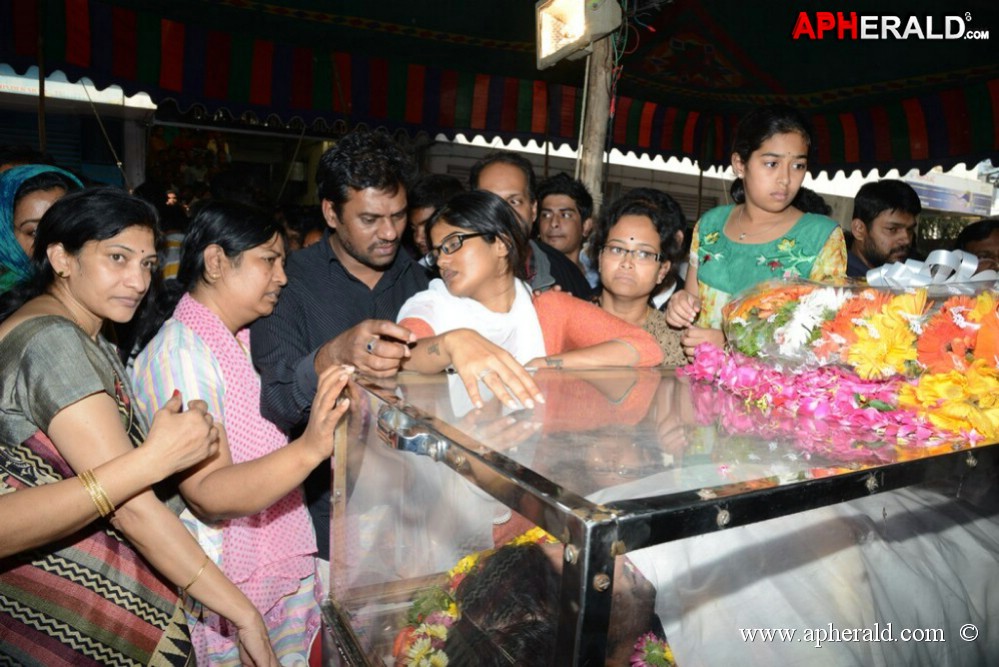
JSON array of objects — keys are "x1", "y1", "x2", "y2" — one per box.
[
  {"x1": 182, "y1": 555, "x2": 211, "y2": 594},
  {"x1": 79, "y1": 469, "x2": 115, "y2": 518},
  {"x1": 80, "y1": 469, "x2": 114, "y2": 517}
]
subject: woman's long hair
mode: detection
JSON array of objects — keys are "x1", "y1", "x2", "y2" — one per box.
[
  {"x1": 130, "y1": 199, "x2": 283, "y2": 352},
  {"x1": 425, "y1": 189, "x2": 529, "y2": 281}
]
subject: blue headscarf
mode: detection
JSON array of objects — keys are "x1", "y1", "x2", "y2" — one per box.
[{"x1": 0, "y1": 164, "x2": 82, "y2": 291}]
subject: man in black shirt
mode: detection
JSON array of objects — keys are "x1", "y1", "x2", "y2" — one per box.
[
  {"x1": 469, "y1": 152, "x2": 594, "y2": 299},
  {"x1": 250, "y1": 130, "x2": 429, "y2": 564}
]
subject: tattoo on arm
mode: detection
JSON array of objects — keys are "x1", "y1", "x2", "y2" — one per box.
[
  {"x1": 428, "y1": 342, "x2": 440, "y2": 357},
  {"x1": 544, "y1": 356, "x2": 563, "y2": 369}
]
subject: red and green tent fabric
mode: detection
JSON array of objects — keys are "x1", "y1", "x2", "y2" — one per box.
[{"x1": 2, "y1": 0, "x2": 998, "y2": 174}]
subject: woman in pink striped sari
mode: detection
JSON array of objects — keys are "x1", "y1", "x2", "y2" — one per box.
[{"x1": 131, "y1": 200, "x2": 352, "y2": 666}]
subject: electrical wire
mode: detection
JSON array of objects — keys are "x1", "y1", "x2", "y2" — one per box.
[{"x1": 80, "y1": 77, "x2": 129, "y2": 189}]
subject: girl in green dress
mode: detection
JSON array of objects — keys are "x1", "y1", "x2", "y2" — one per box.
[{"x1": 665, "y1": 105, "x2": 846, "y2": 359}]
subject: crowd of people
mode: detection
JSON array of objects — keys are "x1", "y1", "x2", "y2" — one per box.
[{"x1": 1, "y1": 103, "x2": 997, "y2": 665}]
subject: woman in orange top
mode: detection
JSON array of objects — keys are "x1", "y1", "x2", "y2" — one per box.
[{"x1": 397, "y1": 190, "x2": 662, "y2": 410}]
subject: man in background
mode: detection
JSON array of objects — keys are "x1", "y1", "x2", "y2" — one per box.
[
  {"x1": 537, "y1": 173, "x2": 598, "y2": 288},
  {"x1": 954, "y1": 217, "x2": 999, "y2": 274},
  {"x1": 407, "y1": 173, "x2": 464, "y2": 261},
  {"x1": 470, "y1": 152, "x2": 593, "y2": 297},
  {"x1": 847, "y1": 180, "x2": 921, "y2": 278}
]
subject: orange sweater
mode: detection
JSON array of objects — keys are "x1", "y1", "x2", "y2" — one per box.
[{"x1": 400, "y1": 290, "x2": 663, "y2": 367}]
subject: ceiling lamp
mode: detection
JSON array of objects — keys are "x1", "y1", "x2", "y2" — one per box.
[{"x1": 536, "y1": 0, "x2": 623, "y2": 69}]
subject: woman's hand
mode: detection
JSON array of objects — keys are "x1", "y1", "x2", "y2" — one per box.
[
  {"x1": 144, "y1": 391, "x2": 220, "y2": 480},
  {"x1": 665, "y1": 289, "x2": 701, "y2": 328},
  {"x1": 300, "y1": 365, "x2": 354, "y2": 463},
  {"x1": 680, "y1": 326, "x2": 725, "y2": 359},
  {"x1": 232, "y1": 609, "x2": 280, "y2": 667},
  {"x1": 443, "y1": 329, "x2": 545, "y2": 411}
]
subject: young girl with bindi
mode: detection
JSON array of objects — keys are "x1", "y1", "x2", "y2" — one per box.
[{"x1": 665, "y1": 105, "x2": 847, "y2": 359}]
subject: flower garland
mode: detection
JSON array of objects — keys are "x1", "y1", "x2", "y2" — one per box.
[
  {"x1": 691, "y1": 280, "x2": 999, "y2": 446},
  {"x1": 723, "y1": 280, "x2": 998, "y2": 380}
]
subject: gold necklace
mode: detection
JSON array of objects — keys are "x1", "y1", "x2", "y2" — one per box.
[{"x1": 734, "y1": 205, "x2": 784, "y2": 241}]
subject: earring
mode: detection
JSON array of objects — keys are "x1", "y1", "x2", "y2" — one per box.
[{"x1": 56, "y1": 270, "x2": 67, "y2": 278}]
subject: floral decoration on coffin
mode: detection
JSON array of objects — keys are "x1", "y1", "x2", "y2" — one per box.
[{"x1": 682, "y1": 279, "x2": 999, "y2": 446}]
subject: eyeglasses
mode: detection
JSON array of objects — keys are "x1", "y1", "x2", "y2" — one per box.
[
  {"x1": 424, "y1": 232, "x2": 486, "y2": 266},
  {"x1": 601, "y1": 244, "x2": 662, "y2": 264}
]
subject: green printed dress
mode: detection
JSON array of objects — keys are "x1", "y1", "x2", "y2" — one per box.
[{"x1": 689, "y1": 205, "x2": 847, "y2": 328}]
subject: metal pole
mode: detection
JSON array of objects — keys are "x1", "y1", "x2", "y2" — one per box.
[{"x1": 577, "y1": 37, "x2": 613, "y2": 215}]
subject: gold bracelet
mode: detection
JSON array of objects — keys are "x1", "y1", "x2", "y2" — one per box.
[
  {"x1": 182, "y1": 555, "x2": 211, "y2": 594},
  {"x1": 79, "y1": 469, "x2": 115, "y2": 518},
  {"x1": 79, "y1": 469, "x2": 114, "y2": 517}
]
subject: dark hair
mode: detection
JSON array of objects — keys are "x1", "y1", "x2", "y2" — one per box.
[
  {"x1": 426, "y1": 190, "x2": 529, "y2": 281},
  {"x1": 851, "y1": 180, "x2": 922, "y2": 227},
  {"x1": 468, "y1": 151, "x2": 537, "y2": 203},
  {"x1": 792, "y1": 187, "x2": 832, "y2": 216},
  {"x1": 408, "y1": 173, "x2": 465, "y2": 212},
  {"x1": 954, "y1": 217, "x2": 999, "y2": 250},
  {"x1": 589, "y1": 187, "x2": 687, "y2": 292},
  {"x1": 443, "y1": 544, "x2": 560, "y2": 666},
  {"x1": 729, "y1": 105, "x2": 812, "y2": 204},
  {"x1": 14, "y1": 171, "x2": 80, "y2": 205},
  {"x1": 316, "y1": 130, "x2": 415, "y2": 216},
  {"x1": 536, "y1": 173, "x2": 594, "y2": 223},
  {"x1": 132, "y1": 200, "x2": 284, "y2": 351},
  {"x1": 1, "y1": 187, "x2": 160, "y2": 320}
]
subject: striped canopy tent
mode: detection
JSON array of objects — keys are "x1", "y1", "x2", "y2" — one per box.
[{"x1": 2, "y1": 0, "x2": 998, "y2": 174}]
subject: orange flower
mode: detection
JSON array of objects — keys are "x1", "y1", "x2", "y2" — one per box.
[
  {"x1": 918, "y1": 315, "x2": 976, "y2": 373},
  {"x1": 725, "y1": 282, "x2": 816, "y2": 321},
  {"x1": 815, "y1": 290, "x2": 891, "y2": 363},
  {"x1": 975, "y1": 308, "x2": 999, "y2": 365}
]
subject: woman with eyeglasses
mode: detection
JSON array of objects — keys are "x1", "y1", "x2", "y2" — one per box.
[
  {"x1": 590, "y1": 188, "x2": 687, "y2": 367},
  {"x1": 396, "y1": 190, "x2": 662, "y2": 410}
]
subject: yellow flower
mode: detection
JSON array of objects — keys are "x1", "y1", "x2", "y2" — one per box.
[
  {"x1": 510, "y1": 526, "x2": 556, "y2": 546},
  {"x1": 777, "y1": 238, "x2": 796, "y2": 252},
  {"x1": 847, "y1": 312, "x2": 917, "y2": 379},
  {"x1": 885, "y1": 289, "x2": 927, "y2": 321},
  {"x1": 899, "y1": 361, "x2": 999, "y2": 439},
  {"x1": 704, "y1": 231, "x2": 720, "y2": 245},
  {"x1": 427, "y1": 653, "x2": 449, "y2": 667},
  {"x1": 406, "y1": 638, "x2": 433, "y2": 664},
  {"x1": 970, "y1": 291, "x2": 997, "y2": 322},
  {"x1": 447, "y1": 552, "x2": 484, "y2": 578}
]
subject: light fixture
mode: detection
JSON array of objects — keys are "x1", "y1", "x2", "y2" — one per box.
[{"x1": 536, "y1": 0, "x2": 623, "y2": 69}]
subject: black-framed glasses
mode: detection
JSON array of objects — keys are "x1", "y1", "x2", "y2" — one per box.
[
  {"x1": 424, "y1": 232, "x2": 486, "y2": 266},
  {"x1": 600, "y1": 244, "x2": 663, "y2": 264}
]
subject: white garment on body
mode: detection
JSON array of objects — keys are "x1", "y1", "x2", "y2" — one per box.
[{"x1": 397, "y1": 278, "x2": 547, "y2": 416}]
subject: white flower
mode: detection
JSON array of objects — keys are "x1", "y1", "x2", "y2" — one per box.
[{"x1": 775, "y1": 288, "x2": 849, "y2": 357}]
